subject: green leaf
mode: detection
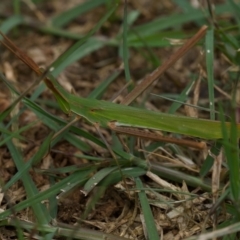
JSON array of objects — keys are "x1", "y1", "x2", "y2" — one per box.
[{"x1": 135, "y1": 177, "x2": 159, "y2": 240}]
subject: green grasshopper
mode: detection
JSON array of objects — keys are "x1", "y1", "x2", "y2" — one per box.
[{"x1": 0, "y1": 30, "x2": 239, "y2": 150}]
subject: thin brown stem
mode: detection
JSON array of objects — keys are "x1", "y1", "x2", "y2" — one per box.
[
  {"x1": 108, "y1": 122, "x2": 206, "y2": 150},
  {"x1": 121, "y1": 25, "x2": 208, "y2": 105}
]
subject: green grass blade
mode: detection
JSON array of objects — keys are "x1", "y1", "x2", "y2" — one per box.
[
  {"x1": 3, "y1": 133, "x2": 53, "y2": 191},
  {"x1": 56, "y1": 167, "x2": 98, "y2": 200},
  {"x1": 82, "y1": 167, "x2": 147, "y2": 219},
  {"x1": 173, "y1": 0, "x2": 195, "y2": 12},
  {"x1": 13, "y1": 0, "x2": 21, "y2": 15},
  {"x1": 173, "y1": 0, "x2": 207, "y2": 26},
  {"x1": 13, "y1": 218, "x2": 25, "y2": 240},
  {"x1": 36, "y1": 25, "x2": 84, "y2": 39},
  {"x1": 135, "y1": 177, "x2": 159, "y2": 240},
  {"x1": 0, "y1": 218, "x2": 129, "y2": 240},
  {"x1": 83, "y1": 166, "x2": 119, "y2": 195},
  {"x1": 21, "y1": 97, "x2": 137, "y2": 161},
  {"x1": 127, "y1": 31, "x2": 185, "y2": 48},
  {"x1": 51, "y1": 0, "x2": 108, "y2": 28},
  {"x1": 0, "y1": 105, "x2": 15, "y2": 123},
  {"x1": 51, "y1": 38, "x2": 105, "y2": 77},
  {"x1": 122, "y1": 1, "x2": 131, "y2": 83},
  {"x1": 48, "y1": 176, "x2": 58, "y2": 219},
  {"x1": 228, "y1": 0, "x2": 240, "y2": 27},
  {"x1": 0, "y1": 169, "x2": 91, "y2": 220},
  {"x1": 2, "y1": 127, "x2": 50, "y2": 224},
  {"x1": 0, "y1": 72, "x2": 92, "y2": 152},
  {"x1": 0, "y1": 15, "x2": 24, "y2": 34},
  {"x1": 205, "y1": 28, "x2": 215, "y2": 120},
  {"x1": 23, "y1": 97, "x2": 103, "y2": 148},
  {"x1": 23, "y1": 100, "x2": 127, "y2": 162},
  {"x1": 128, "y1": 3, "x2": 230, "y2": 40},
  {"x1": 0, "y1": 123, "x2": 35, "y2": 146},
  {"x1": 168, "y1": 77, "x2": 196, "y2": 114},
  {"x1": 127, "y1": 29, "x2": 161, "y2": 66},
  {"x1": 51, "y1": 4, "x2": 118, "y2": 76},
  {"x1": 219, "y1": 105, "x2": 240, "y2": 204},
  {"x1": 88, "y1": 67, "x2": 122, "y2": 99},
  {"x1": 68, "y1": 93, "x2": 240, "y2": 139}
]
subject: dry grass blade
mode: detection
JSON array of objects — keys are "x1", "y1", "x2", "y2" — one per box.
[
  {"x1": 108, "y1": 123, "x2": 206, "y2": 150},
  {"x1": 0, "y1": 32, "x2": 41, "y2": 75},
  {"x1": 121, "y1": 25, "x2": 208, "y2": 105}
]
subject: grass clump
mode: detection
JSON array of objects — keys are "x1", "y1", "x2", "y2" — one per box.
[{"x1": 0, "y1": 0, "x2": 240, "y2": 239}]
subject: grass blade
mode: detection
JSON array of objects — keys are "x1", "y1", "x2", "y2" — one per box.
[
  {"x1": 51, "y1": 3, "x2": 118, "y2": 76},
  {"x1": 0, "y1": 169, "x2": 91, "y2": 220},
  {"x1": 128, "y1": 3, "x2": 230, "y2": 40},
  {"x1": 51, "y1": 0, "x2": 108, "y2": 28},
  {"x1": 88, "y1": 67, "x2": 122, "y2": 99},
  {"x1": 122, "y1": 1, "x2": 131, "y2": 83},
  {"x1": 0, "y1": 218, "x2": 130, "y2": 240},
  {"x1": 168, "y1": 77, "x2": 196, "y2": 114},
  {"x1": 0, "y1": 122, "x2": 36, "y2": 146},
  {"x1": 3, "y1": 133, "x2": 53, "y2": 191},
  {"x1": 2, "y1": 127, "x2": 50, "y2": 224},
  {"x1": 205, "y1": 28, "x2": 215, "y2": 120},
  {"x1": 0, "y1": 15, "x2": 24, "y2": 34},
  {"x1": 82, "y1": 166, "x2": 119, "y2": 195},
  {"x1": 219, "y1": 104, "x2": 240, "y2": 204},
  {"x1": 135, "y1": 177, "x2": 159, "y2": 240},
  {"x1": 82, "y1": 167, "x2": 147, "y2": 219}
]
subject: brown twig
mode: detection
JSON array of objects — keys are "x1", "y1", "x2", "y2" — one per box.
[
  {"x1": 108, "y1": 122, "x2": 206, "y2": 150},
  {"x1": 121, "y1": 25, "x2": 208, "y2": 105}
]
